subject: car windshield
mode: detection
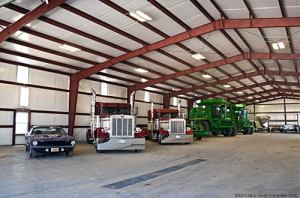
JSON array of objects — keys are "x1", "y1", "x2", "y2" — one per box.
[{"x1": 31, "y1": 127, "x2": 66, "y2": 135}]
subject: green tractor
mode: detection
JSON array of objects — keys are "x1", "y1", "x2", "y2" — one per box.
[
  {"x1": 189, "y1": 98, "x2": 237, "y2": 139},
  {"x1": 231, "y1": 103, "x2": 254, "y2": 135}
]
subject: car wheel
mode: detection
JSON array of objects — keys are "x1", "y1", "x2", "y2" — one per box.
[
  {"x1": 65, "y1": 151, "x2": 73, "y2": 157},
  {"x1": 29, "y1": 149, "x2": 36, "y2": 158},
  {"x1": 25, "y1": 144, "x2": 29, "y2": 152}
]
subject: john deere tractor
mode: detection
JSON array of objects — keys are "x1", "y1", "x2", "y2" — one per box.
[
  {"x1": 231, "y1": 103, "x2": 254, "y2": 135},
  {"x1": 189, "y1": 98, "x2": 237, "y2": 139}
]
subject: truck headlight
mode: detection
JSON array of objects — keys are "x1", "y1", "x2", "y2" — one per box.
[
  {"x1": 187, "y1": 127, "x2": 191, "y2": 131},
  {"x1": 71, "y1": 140, "x2": 76, "y2": 146},
  {"x1": 136, "y1": 127, "x2": 142, "y2": 132},
  {"x1": 32, "y1": 141, "x2": 38, "y2": 146}
]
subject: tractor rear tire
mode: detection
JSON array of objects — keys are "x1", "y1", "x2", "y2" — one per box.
[
  {"x1": 249, "y1": 128, "x2": 254, "y2": 135},
  {"x1": 226, "y1": 128, "x2": 233, "y2": 137},
  {"x1": 212, "y1": 132, "x2": 218, "y2": 136},
  {"x1": 231, "y1": 127, "x2": 237, "y2": 137}
]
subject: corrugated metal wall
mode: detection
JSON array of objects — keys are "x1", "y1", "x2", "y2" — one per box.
[{"x1": 0, "y1": 64, "x2": 188, "y2": 145}]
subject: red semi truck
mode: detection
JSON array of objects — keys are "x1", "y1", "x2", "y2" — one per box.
[
  {"x1": 86, "y1": 90, "x2": 145, "y2": 152},
  {"x1": 144, "y1": 103, "x2": 193, "y2": 144}
]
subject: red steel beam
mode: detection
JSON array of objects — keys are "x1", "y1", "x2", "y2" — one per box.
[
  {"x1": 73, "y1": 17, "x2": 300, "y2": 80},
  {"x1": 198, "y1": 81, "x2": 270, "y2": 100},
  {"x1": 129, "y1": 52, "x2": 300, "y2": 93},
  {"x1": 0, "y1": 0, "x2": 66, "y2": 43},
  {"x1": 171, "y1": 69, "x2": 300, "y2": 98}
]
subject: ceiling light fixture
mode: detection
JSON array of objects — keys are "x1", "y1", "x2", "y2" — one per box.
[
  {"x1": 272, "y1": 41, "x2": 285, "y2": 50},
  {"x1": 248, "y1": 96, "x2": 253, "y2": 99},
  {"x1": 129, "y1": 10, "x2": 152, "y2": 22},
  {"x1": 141, "y1": 78, "x2": 147, "y2": 82},
  {"x1": 237, "y1": 91, "x2": 244, "y2": 94},
  {"x1": 223, "y1": 84, "x2": 231, "y2": 88},
  {"x1": 202, "y1": 74, "x2": 212, "y2": 79},
  {"x1": 59, "y1": 44, "x2": 81, "y2": 52},
  {"x1": 134, "y1": 68, "x2": 148, "y2": 73},
  {"x1": 192, "y1": 53, "x2": 206, "y2": 60}
]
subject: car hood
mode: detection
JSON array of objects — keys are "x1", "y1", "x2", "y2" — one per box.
[{"x1": 31, "y1": 135, "x2": 74, "y2": 142}]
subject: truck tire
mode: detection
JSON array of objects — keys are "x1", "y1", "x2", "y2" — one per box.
[
  {"x1": 86, "y1": 130, "x2": 93, "y2": 144},
  {"x1": 158, "y1": 134, "x2": 162, "y2": 144}
]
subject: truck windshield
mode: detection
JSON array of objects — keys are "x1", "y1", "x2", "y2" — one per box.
[
  {"x1": 102, "y1": 107, "x2": 129, "y2": 115},
  {"x1": 160, "y1": 113, "x2": 178, "y2": 119}
]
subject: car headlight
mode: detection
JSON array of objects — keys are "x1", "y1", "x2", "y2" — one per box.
[
  {"x1": 187, "y1": 127, "x2": 191, "y2": 131},
  {"x1": 71, "y1": 140, "x2": 76, "y2": 146},
  {"x1": 136, "y1": 127, "x2": 142, "y2": 133},
  {"x1": 32, "y1": 141, "x2": 38, "y2": 146}
]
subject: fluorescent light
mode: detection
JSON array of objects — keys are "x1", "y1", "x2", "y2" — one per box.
[
  {"x1": 272, "y1": 42, "x2": 285, "y2": 50},
  {"x1": 192, "y1": 53, "x2": 206, "y2": 60},
  {"x1": 237, "y1": 91, "x2": 244, "y2": 94},
  {"x1": 59, "y1": 44, "x2": 81, "y2": 52},
  {"x1": 135, "y1": 10, "x2": 152, "y2": 21},
  {"x1": 141, "y1": 78, "x2": 147, "y2": 82},
  {"x1": 129, "y1": 10, "x2": 152, "y2": 22},
  {"x1": 172, "y1": 88, "x2": 176, "y2": 91},
  {"x1": 202, "y1": 74, "x2": 212, "y2": 79},
  {"x1": 97, "y1": 57, "x2": 108, "y2": 62},
  {"x1": 134, "y1": 68, "x2": 148, "y2": 73},
  {"x1": 277, "y1": 41, "x2": 285, "y2": 49},
  {"x1": 223, "y1": 84, "x2": 231, "y2": 88},
  {"x1": 272, "y1": 43, "x2": 279, "y2": 50}
]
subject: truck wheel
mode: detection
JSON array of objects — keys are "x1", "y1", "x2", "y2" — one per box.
[
  {"x1": 29, "y1": 149, "x2": 36, "y2": 158},
  {"x1": 196, "y1": 137, "x2": 202, "y2": 140},
  {"x1": 158, "y1": 134, "x2": 162, "y2": 144}
]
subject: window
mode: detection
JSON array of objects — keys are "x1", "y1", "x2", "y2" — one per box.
[
  {"x1": 17, "y1": 66, "x2": 29, "y2": 84},
  {"x1": 173, "y1": 97, "x2": 178, "y2": 106},
  {"x1": 20, "y1": 87, "x2": 29, "y2": 106},
  {"x1": 144, "y1": 91, "x2": 150, "y2": 102},
  {"x1": 101, "y1": 82, "x2": 108, "y2": 96},
  {"x1": 15, "y1": 112, "x2": 29, "y2": 134}
]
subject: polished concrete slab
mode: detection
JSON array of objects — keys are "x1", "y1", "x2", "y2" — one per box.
[{"x1": 0, "y1": 133, "x2": 299, "y2": 198}]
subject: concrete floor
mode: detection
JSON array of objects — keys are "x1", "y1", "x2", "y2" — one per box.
[{"x1": 0, "y1": 133, "x2": 299, "y2": 198}]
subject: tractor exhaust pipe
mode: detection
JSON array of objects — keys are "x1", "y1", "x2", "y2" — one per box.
[
  {"x1": 178, "y1": 99, "x2": 181, "y2": 117},
  {"x1": 90, "y1": 89, "x2": 96, "y2": 140}
]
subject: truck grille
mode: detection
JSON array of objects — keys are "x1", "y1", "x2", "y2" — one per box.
[
  {"x1": 170, "y1": 119, "x2": 185, "y2": 134},
  {"x1": 111, "y1": 115, "x2": 134, "y2": 137}
]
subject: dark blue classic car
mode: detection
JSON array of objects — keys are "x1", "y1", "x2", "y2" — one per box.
[{"x1": 25, "y1": 126, "x2": 76, "y2": 158}]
